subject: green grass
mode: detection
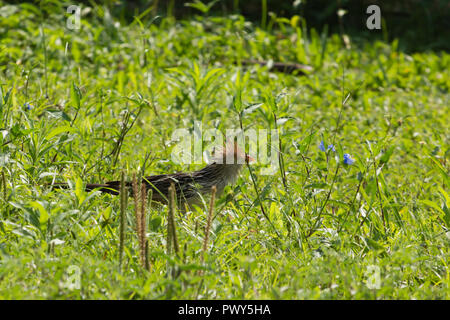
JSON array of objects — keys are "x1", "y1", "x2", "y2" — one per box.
[{"x1": 0, "y1": 2, "x2": 449, "y2": 299}]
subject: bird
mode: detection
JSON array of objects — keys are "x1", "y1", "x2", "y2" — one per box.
[{"x1": 51, "y1": 143, "x2": 253, "y2": 208}]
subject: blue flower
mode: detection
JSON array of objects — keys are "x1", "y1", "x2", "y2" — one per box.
[
  {"x1": 319, "y1": 141, "x2": 336, "y2": 152},
  {"x1": 23, "y1": 102, "x2": 33, "y2": 111},
  {"x1": 343, "y1": 153, "x2": 355, "y2": 165},
  {"x1": 319, "y1": 141, "x2": 326, "y2": 152}
]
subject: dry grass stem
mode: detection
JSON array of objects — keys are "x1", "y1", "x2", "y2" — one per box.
[
  {"x1": 119, "y1": 171, "x2": 126, "y2": 268},
  {"x1": 200, "y1": 185, "x2": 217, "y2": 275},
  {"x1": 167, "y1": 183, "x2": 179, "y2": 255}
]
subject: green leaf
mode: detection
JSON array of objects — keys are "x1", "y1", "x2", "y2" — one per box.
[
  {"x1": 242, "y1": 103, "x2": 262, "y2": 116},
  {"x1": 102, "y1": 206, "x2": 112, "y2": 220},
  {"x1": 420, "y1": 200, "x2": 445, "y2": 215},
  {"x1": 30, "y1": 201, "x2": 49, "y2": 225},
  {"x1": 276, "y1": 117, "x2": 292, "y2": 126},
  {"x1": 185, "y1": 0, "x2": 219, "y2": 14},
  {"x1": 71, "y1": 82, "x2": 81, "y2": 109},
  {"x1": 429, "y1": 156, "x2": 449, "y2": 187},
  {"x1": 46, "y1": 126, "x2": 77, "y2": 140},
  {"x1": 379, "y1": 146, "x2": 395, "y2": 164},
  {"x1": 150, "y1": 216, "x2": 162, "y2": 231},
  {"x1": 305, "y1": 183, "x2": 328, "y2": 189},
  {"x1": 365, "y1": 237, "x2": 385, "y2": 253},
  {"x1": 75, "y1": 177, "x2": 86, "y2": 205}
]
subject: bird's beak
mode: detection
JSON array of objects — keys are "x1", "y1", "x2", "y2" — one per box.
[{"x1": 245, "y1": 154, "x2": 255, "y2": 163}]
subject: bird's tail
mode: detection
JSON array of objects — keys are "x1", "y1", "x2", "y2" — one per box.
[{"x1": 50, "y1": 182, "x2": 121, "y2": 195}]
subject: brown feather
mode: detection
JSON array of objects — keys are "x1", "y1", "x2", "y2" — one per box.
[{"x1": 51, "y1": 144, "x2": 249, "y2": 206}]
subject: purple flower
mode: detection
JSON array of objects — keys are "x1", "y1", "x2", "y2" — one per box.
[
  {"x1": 343, "y1": 153, "x2": 354, "y2": 165},
  {"x1": 328, "y1": 144, "x2": 336, "y2": 152}
]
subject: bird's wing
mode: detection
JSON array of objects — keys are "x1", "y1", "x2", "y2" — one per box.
[
  {"x1": 143, "y1": 173, "x2": 200, "y2": 203},
  {"x1": 82, "y1": 172, "x2": 202, "y2": 204}
]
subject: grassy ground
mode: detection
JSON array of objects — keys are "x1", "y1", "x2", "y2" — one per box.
[{"x1": 0, "y1": 3, "x2": 449, "y2": 299}]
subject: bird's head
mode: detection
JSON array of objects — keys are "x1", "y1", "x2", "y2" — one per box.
[{"x1": 210, "y1": 141, "x2": 254, "y2": 165}]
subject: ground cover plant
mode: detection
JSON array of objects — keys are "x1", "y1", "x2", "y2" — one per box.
[{"x1": 0, "y1": 2, "x2": 449, "y2": 299}]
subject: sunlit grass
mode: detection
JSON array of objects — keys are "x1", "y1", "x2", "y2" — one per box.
[{"x1": 0, "y1": 2, "x2": 449, "y2": 299}]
